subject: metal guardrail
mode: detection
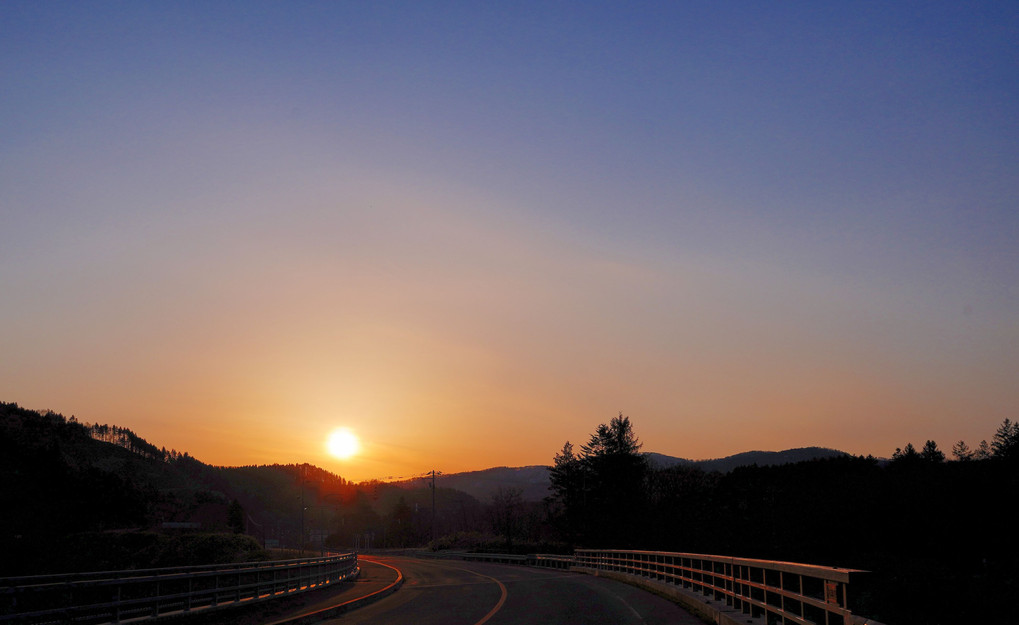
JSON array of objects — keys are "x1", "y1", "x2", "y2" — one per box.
[
  {"x1": 574, "y1": 549, "x2": 880, "y2": 625},
  {"x1": 420, "y1": 550, "x2": 574, "y2": 569},
  {"x1": 528, "y1": 554, "x2": 574, "y2": 570},
  {"x1": 423, "y1": 551, "x2": 525, "y2": 565},
  {"x1": 0, "y1": 553, "x2": 357, "y2": 625}
]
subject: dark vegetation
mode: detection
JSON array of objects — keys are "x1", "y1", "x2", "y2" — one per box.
[
  {"x1": 28, "y1": 532, "x2": 269, "y2": 573},
  {"x1": 4, "y1": 400, "x2": 1017, "y2": 624}
]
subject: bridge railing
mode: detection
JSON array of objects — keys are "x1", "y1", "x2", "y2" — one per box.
[
  {"x1": 0, "y1": 553, "x2": 357, "y2": 625},
  {"x1": 575, "y1": 549, "x2": 875, "y2": 625}
]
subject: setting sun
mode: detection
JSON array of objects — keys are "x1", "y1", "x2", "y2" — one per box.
[{"x1": 326, "y1": 428, "x2": 360, "y2": 460}]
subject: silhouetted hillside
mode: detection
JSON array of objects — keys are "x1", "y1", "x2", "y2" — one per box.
[
  {"x1": 647, "y1": 446, "x2": 848, "y2": 473},
  {"x1": 391, "y1": 466, "x2": 551, "y2": 502},
  {"x1": 395, "y1": 448, "x2": 849, "y2": 502},
  {"x1": 0, "y1": 402, "x2": 364, "y2": 573},
  {"x1": 0, "y1": 401, "x2": 487, "y2": 572},
  {"x1": 2, "y1": 402, "x2": 174, "y2": 538}
]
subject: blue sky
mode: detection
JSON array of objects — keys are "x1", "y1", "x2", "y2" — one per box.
[{"x1": 2, "y1": 2, "x2": 1017, "y2": 479}]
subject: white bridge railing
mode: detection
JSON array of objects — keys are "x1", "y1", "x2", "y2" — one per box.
[
  {"x1": 574, "y1": 549, "x2": 882, "y2": 625},
  {"x1": 0, "y1": 553, "x2": 357, "y2": 625}
]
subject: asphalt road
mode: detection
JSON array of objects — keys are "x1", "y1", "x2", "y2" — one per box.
[{"x1": 317, "y1": 556, "x2": 702, "y2": 625}]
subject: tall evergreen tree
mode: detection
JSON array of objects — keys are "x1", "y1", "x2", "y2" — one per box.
[
  {"x1": 548, "y1": 441, "x2": 585, "y2": 543},
  {"x1": 228, "y1": 499, "x2": 246, "y2": 534},
  {"x1": 548, "y1": 414, "x2": 649, "y2": 547},
  {"x1": 952, "y1": 440, "x2": 973, "y2": 461},
  {"x1": 975, "y1": 440, "x2": 993, "y2": 460},
  {"x1": 892, "y1": 443, "x2": 920, "y2": 463},
  {"x1": 579, "y1": 414, "x2": 648, "y2": 546},
  {"x1": 991, "y1": 419, "x2": 1018, "y2": 459},
  {"x1": 920, "y1": 440, "x2": 945, "y2": 463}
]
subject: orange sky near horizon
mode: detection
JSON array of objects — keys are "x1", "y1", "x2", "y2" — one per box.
[{"x1": 6, "y1": 183, "x2": 1012, "y2": 483}]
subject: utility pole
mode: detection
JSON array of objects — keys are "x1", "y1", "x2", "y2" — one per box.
[
  {"x1": 246, "y1": 513, "x2": 264, "y2": 548},
  {"x1": 430, "y1": 469, "x2": 436, "y2": 543},
  {"x1": 299, "y1": 465, "x2": 306, "y2": 555}
]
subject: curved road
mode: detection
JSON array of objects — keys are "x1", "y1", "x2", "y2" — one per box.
[{"x1": 318, "y1": 556, "x2": 701, "y2": 625}]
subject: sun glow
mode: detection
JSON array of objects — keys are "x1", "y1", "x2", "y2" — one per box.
[{"x1": 326, "y1": 428, "x2": 360, "y2": 460}]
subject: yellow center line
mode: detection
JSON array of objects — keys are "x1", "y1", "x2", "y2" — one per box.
[
  {"x1": 440, "y1": 564, "x2": 509, "y2": 625},
  {"x1": 469, "y1": 571, "x2": 507, "y2": 625}
]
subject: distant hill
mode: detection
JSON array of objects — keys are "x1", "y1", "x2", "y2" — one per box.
[
  {"x1": 647, "y1": 446, "x2": 849, "y2": 473},
  {"x1": 390, "y1": 466, "x2": 551, "y2": 502},
  {"x1": 391, "y1": 447, "x2": 850, "y2": 502}
]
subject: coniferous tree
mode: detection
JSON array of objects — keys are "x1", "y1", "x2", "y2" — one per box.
[
  {"x1": 920, "y1": 440, "x2": 944, "y2": 463},
  {"x1": 952, "y1": 440, "x2": 973, "y2": 461},
  {"x1": 548, "y1": 441, "x2": 585, "y2": 543},
  {"x1": 386, "y1": 496, "x2": 415, "y2": 547},
  {"x1": 490, "y1": 487, "x2": 524, "y2": 548},
  {"x1": 578, "y1": 414, "x2": 648, "y2": 546},
  {"x1": 548, "y1": 414, "x2": 648, "y2": 547},
  {"x1": 228, "y1": 499, "x2": 246, "y2": 534},
  {"x1": 975, "y1": 440, "x2": 993, "y2": 460},
  {"x1": 991, "y1": 419, "x2": 1018, "y2": 459},
  {"x1": 891, "y1": 443, "x2": 920, "y2": 463}
]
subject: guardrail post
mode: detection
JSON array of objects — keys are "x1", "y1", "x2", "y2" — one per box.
[{"x1": 114, "y1": 582, "x2": 121, "y2": 624}]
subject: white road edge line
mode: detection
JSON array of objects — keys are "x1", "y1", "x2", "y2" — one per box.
[{"x1": 587, "y1": 578, "x2": 646, "y2": 624}]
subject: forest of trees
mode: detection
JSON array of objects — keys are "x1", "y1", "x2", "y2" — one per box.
[
  {"x1": 3, "y1": 400, "x2": 1017, "y2": 624},
  {"x1": 542, "y1": 414, "x2": 1019, "y2": 625}
]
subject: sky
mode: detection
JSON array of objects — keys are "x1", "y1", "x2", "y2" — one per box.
[{"x1": 2, "y1": 2, "x2": 1017, "y2": 482}]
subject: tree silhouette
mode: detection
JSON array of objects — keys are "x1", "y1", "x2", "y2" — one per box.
[
  {"x1": 974, "y1": 439, "x2": 993, "y2": 460},
  {"x1": 490, "y1": 487, "x2": 524, "y2": 548},
  {"x1": 891, "y1": 442, "x2": 920, "y2": 463},
  {"x1": 580, "y1": 413, "x2": 643, "y2": 457},
  {"x1": 548, "y1": 441, "x2": 584, "y2": 543},
  {"x1": 550, "y1": 413, "x2": 648, "y2": 546},
  {"x1": 228, "y1": 499, "x2": 245, "y2": 534},
  {"x1": 991, "y1": 419, "x2": 1018, "y2": 459},
  {"x1": 951, "y1": 440, "x2": 972, "y2": 461},
  {"x1": 386, "y1": 496, "x2": 416, "y2": 547},
  {"x1": 920, "y1": 440, "x2": 944, "y2": 463}
]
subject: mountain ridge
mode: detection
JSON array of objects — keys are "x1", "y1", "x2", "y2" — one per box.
[{"x1": 390, "y1": 446, "x2": 851, "y2": 502}]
